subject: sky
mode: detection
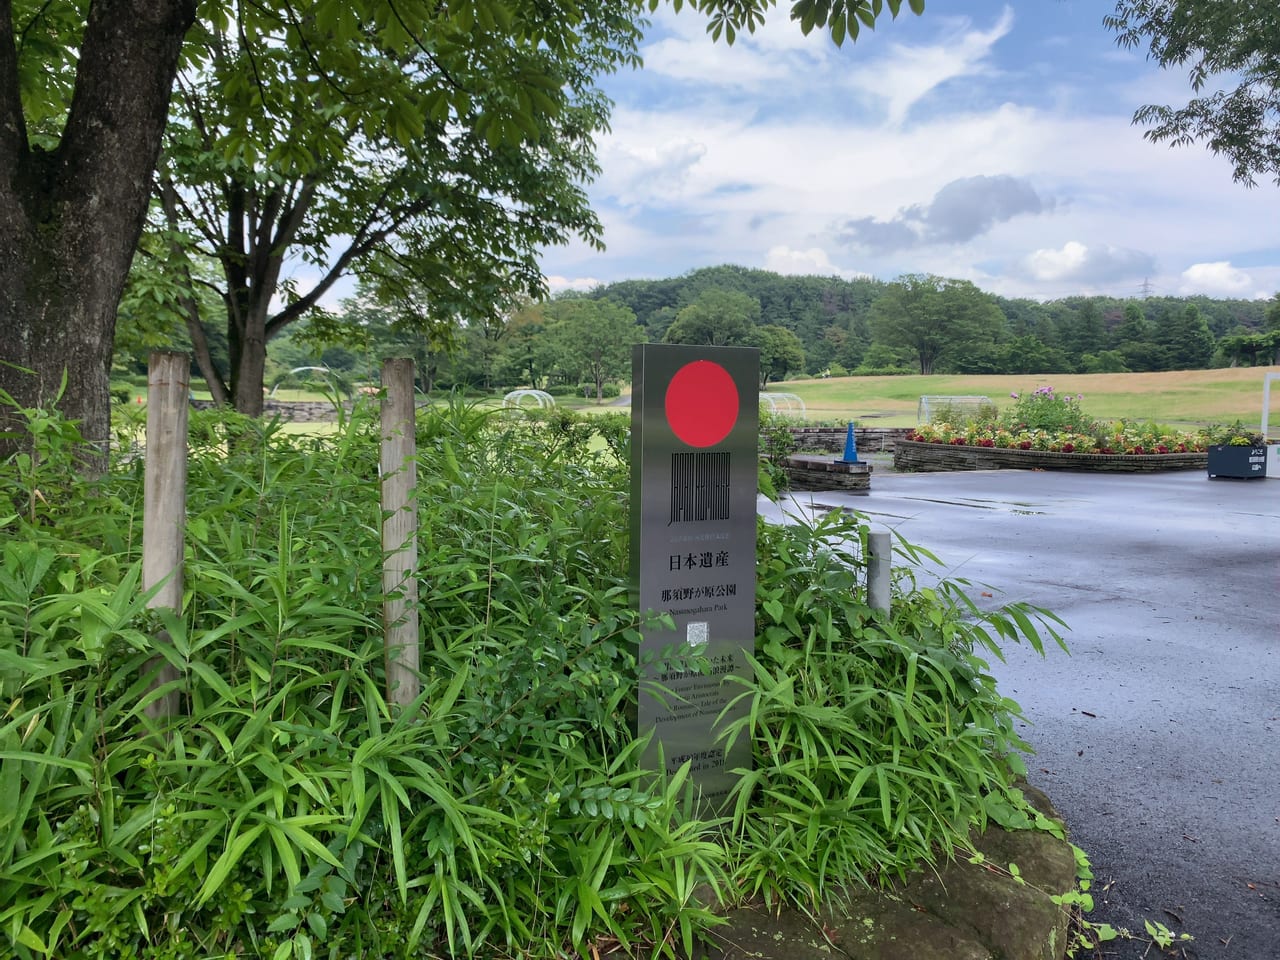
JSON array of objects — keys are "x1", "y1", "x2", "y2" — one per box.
[{"x1": 537, "y1": 0, "x2": 1280, "y2": 303}]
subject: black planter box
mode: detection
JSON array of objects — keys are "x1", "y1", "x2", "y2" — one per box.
[{"x1": 1207, "y1": 444, "x2": 1267, "y2": 479}]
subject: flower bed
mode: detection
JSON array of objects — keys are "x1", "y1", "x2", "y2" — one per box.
[{"x1": 897, "y1": 385, "x2": 1212, "y2": 472}]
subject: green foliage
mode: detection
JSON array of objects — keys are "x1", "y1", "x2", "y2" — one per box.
[
  {"x1": 869, "y1": 274, "x2": 1005, "y2": 376},
  {"x1": 655, "y1": 0, "x2": 923, "y2": 47},
  {"x1": 663, "y1": 288, "x2": 760, "y2": 346},
  {"x1": 577, "y1": 382, "x2": 622, "y2": 399},
  {"x1": 1078, "y1": 350, "x2": 1130, "y2": 374},
  {"x1": 142, "y1": 0, "x2": 647, "y2": 410},
  {"x1": 541, "y1": 297, "x2": 640, "y2": 399},
  {"x1": 924, "y1": 399, "x2": 1000, "y2": 426},
  {"x1": 757, "y1": 412, "x2": 799, "y2": 497},
  {"x1": 2, "y1": 398, "x2": 1065, "y2": 958},
  {"x1": 1002, "y1": 386, "x2": 1100, "y2": 435},
  {"x1": 720, "y1": 509, "x2": 1065, "y2": 906},
  {"x1": 2, "y1": 402, "x2": 710, "y2": 958},
  {"x1": 1157, "y1": 305, "x2": 1215, "y2": 370},
  {"x1": 1106, "y1": 0, "x2": 1280, "y2": 186},
  {"x1": 911, "y1": 389, "x2": 1206, "y2": 455},
  {"x1": 1205, "y1": 419, "x2": 1265, "y2": 446},
  {"x1": 752, "y1": 325, "x2": 806, "y2": 388}
]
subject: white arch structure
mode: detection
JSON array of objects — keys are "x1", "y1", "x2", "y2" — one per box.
[
  {"x1": 759, "y1": 392, "x2": 806, "y2": 418},
  {"x1": 503, "y1": 389, "x2": 555, "y2": 410}
]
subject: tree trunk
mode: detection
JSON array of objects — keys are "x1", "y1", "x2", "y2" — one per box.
[
  {"x1": 0, "y1": 0, "x2": 198, "y2": 465},
  {"x1": 228, "y1": 302, "x2": 269, "y2": 419}
]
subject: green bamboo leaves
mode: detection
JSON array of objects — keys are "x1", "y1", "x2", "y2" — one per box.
[{"x1": 1, "y1": 400, "x2": 1057, "y2": 958}]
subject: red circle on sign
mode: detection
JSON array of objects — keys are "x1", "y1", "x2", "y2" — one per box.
[{"x1": 664, "y1": 360, "x2": 739, "y2": 447}]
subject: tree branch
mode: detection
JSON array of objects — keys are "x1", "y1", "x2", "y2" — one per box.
[{"x1": 263, "y1": 190, "x2": 437, "y2": 339}]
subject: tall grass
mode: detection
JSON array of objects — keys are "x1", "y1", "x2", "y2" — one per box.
[{"x1": 1, "y1": 399, "x2": 1063, "y2": 958}]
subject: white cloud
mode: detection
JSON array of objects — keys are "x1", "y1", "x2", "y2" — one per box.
[
  {"x1": 764, "y1": 245, "x2": 867, "y2": 278},
  {"x1": 641, "y1": 35, "x2": 791, "y2": 90},
  {"x1": 1020, "y1": 241, "x2": 1156, "y2": 286},
  {"x1": 639, "y1": 5, "x2": 838, "y2": 85},
  {"x1": 1179, "y1": 262, "x2": 1253, "y2": 296},
  {"x1": 847, "y1": 7, "x2": 1015, "y2": 126},
  {"x1": 595, "y1": 134, "x2": 710, "y2": 208},
  {"x1": 544, "y1": 274, "x2": 603, "y2": 294}
]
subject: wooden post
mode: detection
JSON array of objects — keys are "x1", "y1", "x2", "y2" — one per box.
[
  {"x1": 143, "y1": 351, "x2": 189, "y2": 719},
  {"x1": 867, "y1": 530, "x2": 891, "y2": 615},
  {"x1": 381, "y1": 358, "x2": 420, "y2": 707}
]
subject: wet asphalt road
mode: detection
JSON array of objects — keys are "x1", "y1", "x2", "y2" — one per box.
[{"x1": 767, "y1": 469, "x2": 1279, "y2": 960}]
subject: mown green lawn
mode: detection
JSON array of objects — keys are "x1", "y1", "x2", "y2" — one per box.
[{"x1": 766, "y1": 367, "x2": 1280, "y2": 432}]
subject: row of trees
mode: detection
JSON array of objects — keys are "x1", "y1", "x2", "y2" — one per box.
[
  {"x1": 164, "y1": 266, "x2": 1277, "y2": 400},
  {"x1": 589, "y1": 266, "x2": 1278, "y2": 379},
  {"x1": 173, "y1": 283, "x2": 806, "y2": 399}
]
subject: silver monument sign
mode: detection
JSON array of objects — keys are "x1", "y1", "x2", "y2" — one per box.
[{"x1": 630, "y1": 343, "x2": 758, "y2": 809}]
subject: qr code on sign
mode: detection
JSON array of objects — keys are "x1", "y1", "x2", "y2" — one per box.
[{"x1": 686, "y1": 621, "x2": 709, "y2": 649}]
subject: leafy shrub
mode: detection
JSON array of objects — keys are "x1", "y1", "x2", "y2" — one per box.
[
  {"x1": 577, "y1": 382, "x2": 621, "y2": 399},
  {"x1": 1204, "y1": 420, "x2": 1265, "y2": 446},
  {"x1": 850, "y1": 364, "x2": 913, "y2": 376},
  {"x1": 1002, "y1": 386, "x2": 1099, "y2": 435},
  {"x1": 1, "y1": 399, "x2": 1063, "y2": 958},
  {"x1": 721, "y1": 510, "x2": 1063, "y2": 905},
  {"x1": 925, "y1": 400, "x2": 999, "y2": 426},
  {"x1": 757, "y1": 412, "x2": 798, "y2": 497}
]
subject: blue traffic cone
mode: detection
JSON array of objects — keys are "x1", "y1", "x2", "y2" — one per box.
[{"x1": 839, "y1": 422, "x2": 859, "y2": 462}]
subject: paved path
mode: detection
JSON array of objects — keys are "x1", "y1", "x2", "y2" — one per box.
[{"x1": 766, "y1": 470, "x2": 1279, "y2": 960}]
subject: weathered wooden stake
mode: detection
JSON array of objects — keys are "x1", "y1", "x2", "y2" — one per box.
[
  {"x1": 867, "y1": 530, "x2": 891, "y2": 615},
  {"x1": 381, "y1": 358, "x2": 420, "y2": 707},
  {"x1": 143, "y1": 351, "x2": 189, "y2": 719}
]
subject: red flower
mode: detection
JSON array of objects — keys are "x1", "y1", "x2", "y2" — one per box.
[
  {"x1": 1132, "y1": 445, "x2": 1145, "y2": 454},
  {"x1": 1019, "y1": 440, "x2": 1032, "y2": 450},
  {"x1": 1101, "y1": 447, "x2": 1114, "y2": 454},
  {"x1": 1156, "y1": 444, "x2": 1169, "y2": 454},
  {"x1": 1061, "y1": 442, "x2": 1075, "y2": 453}
]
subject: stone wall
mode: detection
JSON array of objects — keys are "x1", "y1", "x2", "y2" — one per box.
[
  {"x1": 190, "y1": 399, "x2": 352, "y2": 423},
  {"x1": 894, "y1": 439, "x2": 1207, "y2": 473},
  {"x1": 787, "y1": 426, "x2": 911, "y2": 454},
  {"x1": 783, "y1": 455, "x2": 872, "y2": 492}
]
